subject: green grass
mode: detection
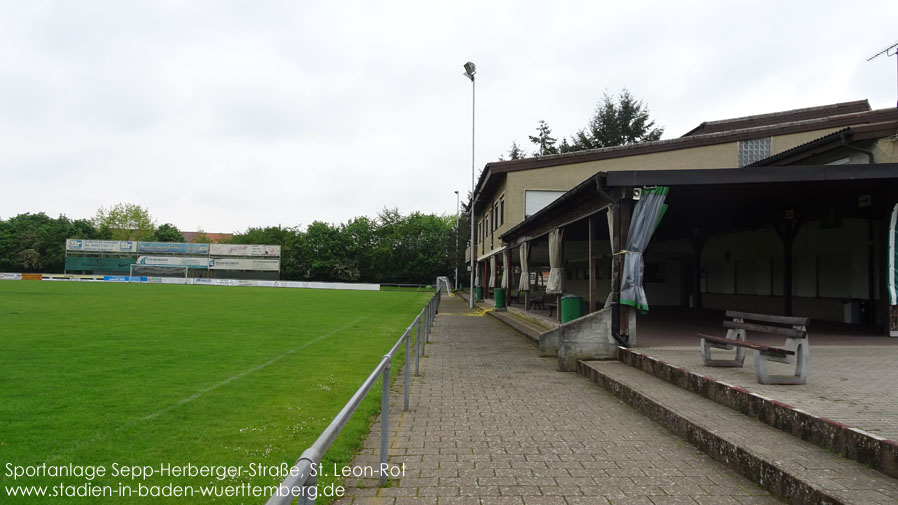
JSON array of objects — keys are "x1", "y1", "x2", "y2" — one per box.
[{"x1": 0, "y1": 281, "x2": 430, "y2": 504}]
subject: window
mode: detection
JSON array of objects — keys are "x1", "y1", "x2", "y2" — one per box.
[
  {"x1": 524, "y1": 190, "x2": 566, "y2": 218},
  {"x1": 499, "y1": 196, "x2": 504, "y2": 226},
  {"x1": 493, "y1": 202, "x2": 499, "y2": 230},
  {"x1": 738, "y1": 138, "x2": 771, "y2": 167}
]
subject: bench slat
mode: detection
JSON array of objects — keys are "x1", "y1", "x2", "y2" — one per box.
[
  {"x1": 723, "y1": 320, "x2": 806, "y2": 339},
  {"x1": 725, "y1": 310, "x2": 809, "y2": 326},
  {"x1": 699, "y1": 334, "x2": 795, "y2": 356}
]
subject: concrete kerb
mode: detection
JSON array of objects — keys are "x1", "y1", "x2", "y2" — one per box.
[
  {"x1": 613, "y1": 347, "x2": 898, "y2": 481},
  {"x1": 577, "y1": 360, "x2": 858, "y2": 505}
]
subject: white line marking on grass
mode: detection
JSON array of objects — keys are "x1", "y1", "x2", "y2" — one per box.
[
  {"x1": 141, "y1": 314, "x2": 374, "y2": 421},
  {"x1": 46, "y1": 312, "x2": 376, "y2": 463}
]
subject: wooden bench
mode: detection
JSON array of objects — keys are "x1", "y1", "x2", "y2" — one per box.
[
  {"x1": 529, "y1": 289, "x2": 546, "y2": 310},
  {"x1": 528, "y1": 290, "x2": 557, "y2": 317},
  {"x1": 698, "y1": 310, "x2": 810, "y2": 385}
]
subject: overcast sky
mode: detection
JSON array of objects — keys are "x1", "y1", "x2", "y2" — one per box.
[{"x1": 1, "y1": 1, "x2": 896, "y2": 233}]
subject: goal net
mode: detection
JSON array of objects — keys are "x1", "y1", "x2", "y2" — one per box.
[
  {"x1": 436, "y1": 276, "x2": 452, "y2": 295},
  {"x1": 129, "y1": 265, "x2": 190, "y2": 283}
]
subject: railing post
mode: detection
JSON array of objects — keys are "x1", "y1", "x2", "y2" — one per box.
[
  {"x1": 424, "y1": 305, "x2": 430, "y2": 344},
  {"x1": 380, "y1": 359, "x2": 390, "y2": 487},
  {"x1": 300, "y1": 476, "x2": 317, "y2": 505},
  {"x1": 404, "y1": 331, "x2": 410, "y2": 412},
  {"x1": 415, "y1": 316, "x2": 421, "y2": 375},
  {"x1": 427, "y1": 300, "x2": 433, "y2": 343}
]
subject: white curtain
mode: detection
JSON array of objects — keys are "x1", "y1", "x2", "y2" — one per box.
[
  {"x1": 474, "y1": 260, "x2": 481, "y2": 287},
  {"x1": 604, "y1": 211, "x2": 614, "y2": 308},
  {"x1": 546, "y1": 228, "x2": 564, "y2": 294},
  {"x1": 518, "y1": 242, "x2": 530, "y2": 292},
  {"x1": 489, "y1": 255, "x2": 497, "y2": 288},
  {"x1": 501, "y1": 250, "x2": 510, "y2": 289}
]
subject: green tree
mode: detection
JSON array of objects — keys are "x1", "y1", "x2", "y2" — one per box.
[
  {"x1": 93, "y1": 203, "x2": 155, "y2": 241},
  {"x1": 558, "y1": 138, "x2": 574, "y2": 153},
  {"x1": 528, "y1": 120, "x2": 558, "y2": 156},
  {"x1": 375, "y1": 209, "x2": 452, "y2": 284},
  {"x1": 499, "y1": 141, "x2": 527, "y2": 161},
  {"x1": 570, "y1": 89, "x2": 663, "y2": 150},
  {"x1": 151, "y1": 223, "x2": 185, "y2": 242},
  {"x1": 451, "y1": 193, "x2": 473, "y2": 288},
  {"x1": 301, "y1": 221, "x2": 357, "y2": 281},
  {"x1": 0, "y1": 213, "x2": 100, "y2": 273}
]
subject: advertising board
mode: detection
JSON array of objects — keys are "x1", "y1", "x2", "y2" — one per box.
[
  {"x1": 208, "y1": 258, "x2": 280, "y2": 271},
  {"x1": 137, "y1": 242, "x2": 210, "y2": 255},
  {"x1": 66, "y1": 239, "x2": 137, "y2": 253},
  {"x1": 136, "y1": 256, "x2": 210, "y2": 268},
  {"x1": 209, "y1": 244, "x2": 281, "y2": 257}
]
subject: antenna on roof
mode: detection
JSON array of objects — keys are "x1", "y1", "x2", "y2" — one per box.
[{"x1": 868, "y1": 41, "x2": 898, "y2": 108}]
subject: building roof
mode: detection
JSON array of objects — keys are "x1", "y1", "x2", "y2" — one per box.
[
  {"x1": 680, "y1": 100, "x2": 871, "y2": 137},
  {"x1": 747, "y1": 119, "x2": 898, "y2": 167},
  {"x1": 181, "y1": 231, "x2": 233, "y2": 244},
  {"x1": 475, "y1": 105, "x2": 898, "y2": 201}
]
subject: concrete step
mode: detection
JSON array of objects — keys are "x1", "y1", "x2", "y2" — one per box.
[
  {"x1": 579, "y1": 360, "x2": 898, "y2": 505},
  {"x1": 616, "y1": 347, "x2": 898, "y2": 480},
  {"x1": 457, "y1": 290, "x2": 550, "y2": 345},
  {"x1": 486, "y1": 310, "x2": 543, "y2": 344}
]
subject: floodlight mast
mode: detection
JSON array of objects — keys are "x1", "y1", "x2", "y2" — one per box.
[
  {"x1": 454, "y1": 190, "x2": 460, "y2": 291},
  {"x1": 868, "y1": 41, "x2": 898, "y2": 108},
  {"x1": 463, "y1": 62, "x2": 476, "y2": 309}
]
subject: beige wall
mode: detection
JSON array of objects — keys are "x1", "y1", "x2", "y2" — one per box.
[
  {"x1": 769, "y1": 128, "x2": 841, "y2": 156},
  {"x1": 476, "y1": 177, "x2": 507, "y2": 260}
]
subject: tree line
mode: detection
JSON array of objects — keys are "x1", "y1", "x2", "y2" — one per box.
[
  {"x1": 501, "y1": 89, "x2": 664, "y2": 160},
  {"x1": 0, "y1": 205, "x2": 456, "y2": 284}
]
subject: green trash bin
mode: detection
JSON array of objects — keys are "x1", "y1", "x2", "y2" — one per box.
[
  {"x1": 474, "y1": 286, "x2": 484, "y2": 301},
  {"x1": 494, "y1": 288, "x2": 507, "y2": 310},
  {"x1": 561, "y1": 295, "x2": 584, "y2": 323}
]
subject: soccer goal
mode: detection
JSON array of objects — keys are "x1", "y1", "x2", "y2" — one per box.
[
  {"x1": 129, "y1": 265, "x2": 189, "y2": 283},
  {"x1": 436, "y1": 276, "x2": 452, "y2": 295}
]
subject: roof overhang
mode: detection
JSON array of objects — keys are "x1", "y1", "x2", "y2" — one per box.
[
  {"x1": 501, "y1": 164, "x2": 898, "y2": 245},
  {"x1": 603, "y1": 163, "x2": 898, "y2": 188}
]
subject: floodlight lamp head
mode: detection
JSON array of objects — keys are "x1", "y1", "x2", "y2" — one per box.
[{"x1": 463, "y1": 61, "x2": 476, "y2": 80}]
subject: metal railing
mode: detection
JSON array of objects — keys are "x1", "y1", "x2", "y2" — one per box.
[{"x1": 266, "y1": 287, "x2": 442, "y2": 505}]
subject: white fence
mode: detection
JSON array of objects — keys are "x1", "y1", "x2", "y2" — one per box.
[{"x1": 0, "y1": 273, "x2": 380, "y2": 291}]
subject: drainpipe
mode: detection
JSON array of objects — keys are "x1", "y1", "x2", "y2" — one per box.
[
  {"x1": 595, "y1": 178, "x2": 629, "y2": 348},
  {"x1": 840, "y1": 131, "x2": 875, "y2": 164}
]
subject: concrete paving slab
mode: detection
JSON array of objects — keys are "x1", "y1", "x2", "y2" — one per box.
[{"x1": 338, "y1": 295, "x2": 780, "y2": 504}]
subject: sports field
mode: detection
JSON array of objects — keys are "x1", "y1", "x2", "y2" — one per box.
[{"x1": 0, "y1": 281, "x2": 431, "y2": 504}]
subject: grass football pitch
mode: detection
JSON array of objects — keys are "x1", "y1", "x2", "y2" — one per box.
[{"x1": 0, "y1": 281, "x2": 431, "y2": 504}]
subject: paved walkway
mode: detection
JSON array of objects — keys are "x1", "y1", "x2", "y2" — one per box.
[
  {"x1": 336, "y1": 295, "x2": 780, "y2": 504},
  {"x1": 638, "y1": 345, "x2": 898, "y2": 441}
]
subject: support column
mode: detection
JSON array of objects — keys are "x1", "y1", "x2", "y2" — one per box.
[
  {"x1": 618, "y1": 199, "x2": 633, "y2": 336},
  {"x1": 610, "y1": 205, "x2": 622, "y2": 332},
  {"x1": 879, "y1": 211, "x2": 891, "y2": 334},
  {"x1": 588, "y1": 215, "x2": 597, "y2": 313},
  {"x1": 558, "y1": 235, "x2": 564, "y2": 322},
  {"x1": 483, "y1": 261, "x2": 489, "y2": 299},
  {"x1": 774, "y1": 220, "x2": 801, "y2": 317},
  {"x1": 690, "y1": 230, "x2": 705, "y2": 311},
  {"x1": 868, "y1": 218, "x2": 875, "y2": 326},
  {"x1": 504, "y1": 248, "x2": 512, "y2": 295}
]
